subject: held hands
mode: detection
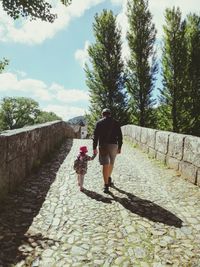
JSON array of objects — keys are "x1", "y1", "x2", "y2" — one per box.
[{"x1": 93, "y1": 149, "x2": 98, "y2": 155}]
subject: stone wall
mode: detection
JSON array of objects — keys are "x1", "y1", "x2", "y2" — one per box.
[
  {"x1": 122, "y1": 125, "x2": 200, "y2": 187},
  {"x1": 0, "y1": 121, "x2": 75, "y2": 202}
]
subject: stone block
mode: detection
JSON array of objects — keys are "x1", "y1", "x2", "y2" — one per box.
[
  {"x1": 135, "y1": 126, "x2": 142, "y2": 142},
  {"x1": 141, "y1": 127, "x2": 148, "y2": 144},
  {"x1": 122, "y1": 125, "x2": 135, "y2": 143},
  {"x1": 126, "y1": 125, "x2": 132, "y2": 138},
  {"x1": 156, "y1": 151, "x2": 166, "y2": 163},
  {"x1": 26, "y1": 146, "x2": 39, "y2": 174},
  {"x1": 130, "y1": 125, "x2": 137, "y2": 142},
  {"x1": 9, "y1": 156, "x2": 26, "y2": 192},
  {"x1": 63, "y1": 122, "x2": 74, "y2": 138},
  {"x1": 122, "y1": 125, "x2": 135, "y2": 141},
  {"x1": 168, "y1": 133, "x2": 185, "y2": 160},
  {"x1": 155, "y1": 131, "x2": 170, "y2": 154},
  {"x1": 197, "y1": 169, "x2": 200, "y2": 187},
  {"x1": 7, "y1": 132, "x2": 28, "y2": 162},
  {"x1": 146, "y1": 128, "x2": 157, "y2": 149},
  {"x1": 148, "y1": 147, "x2": 156, "y2": 158},
  {"x1": 166, "y1": 156, "x2": 180, "y2": 170},
  {"x1": 183, "y1": 136, "x2": 200, "y2": 168},
  {"x1": 30, "y1": 128, "x2": 42, "y2": 145},
  {"x1": 40, "y1": 126, "x2": 49, "y2": 157},
  {"x1": 179, "y1": 161, "x2": 197, "y2": 184},
  {"x1": 50, "y1": 123, "x2": 60, "y2": 150},
  {"x1": 0, "y1": 162, "x2": 9, "y2": 202},
  {"x1": 0, "y1": 135, "x2": 8, "y2": 163}
]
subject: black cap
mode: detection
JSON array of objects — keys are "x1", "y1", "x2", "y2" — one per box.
[{"x1": 102, "y1": 108, "x2": 111, "y2": 115}]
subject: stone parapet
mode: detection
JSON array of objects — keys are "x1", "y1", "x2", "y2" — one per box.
[
  {"x1": 155, "y1": 131, "x2": 170, "y2": 155},
  {"x1": 0, "y1": 121, "x2": 75, "y2": 202},
  {"x1": 122, "y1": 125, "x2": 200, "y2": 186}
]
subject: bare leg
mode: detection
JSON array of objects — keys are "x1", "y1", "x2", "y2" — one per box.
[
  {"x1": 108, "y1": 164, "x2": 114, "y2": 178},
  {"x1": 103, "y1": 164, "x2": 110, "y2": 185},
  {"x1": 77, "y1": 174, "x2": 80, "y2": 186},
  {"x1": 79, "y1": 174, "x2": 84, "y2": 190}
]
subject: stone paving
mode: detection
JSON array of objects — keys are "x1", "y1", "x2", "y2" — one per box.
[{"x1": 0, "y1": 138, "x2": 200, "y2": 267}]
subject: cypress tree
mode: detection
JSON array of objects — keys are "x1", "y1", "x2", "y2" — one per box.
[
  {"x1": 186, "y1": 14, "x2": 200, "y2": 136},
  {"x1": 161, "y1": 7, "x2": 188, "y2": 133},
  {"x1": 85, "y1": 9, "x2": 129, "y2": 133},
  {"x1": 126, "y1": 0, "x2": 157, "y2": 127}
]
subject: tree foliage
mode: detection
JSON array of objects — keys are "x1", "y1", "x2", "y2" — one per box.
[
  {"x1": 85, "y1": 9, "x2": 129, "y2": 133},
  {"x1": 35, "y1": 110, "x2": 61, "y2": 124},
  {"x1": 153, "y1": 104, "x2": 172, "y2": 131},
  {"x1": 0, "y1": 97, "x2": 40, "y2": 130},
  {"x1": 0, "y1": 97, "x2": 61, "y2": 131},
  {"x1": 2, "y1": 0, "x2": 72, "y2": 22},
  {"x1": 161, "y1": 7, "x2": 188, "y2": 133},
  {"x1": 126, "y1": 0, "x2": 157, "y2": 127},
  {"x1": 0, "y1": 58, "x2": 9, "y2": 73},
  {"x1": 185, "y1": 14, "x2": 200, "y2": 136}
]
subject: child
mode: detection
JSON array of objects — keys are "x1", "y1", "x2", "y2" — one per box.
[{"x1": 73, "y1": 146, "x2": 96, "y2": 191}]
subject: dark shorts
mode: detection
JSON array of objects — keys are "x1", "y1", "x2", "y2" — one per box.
[{"x1": 99, "y1": 144, "x2": 118, "y2": 165}]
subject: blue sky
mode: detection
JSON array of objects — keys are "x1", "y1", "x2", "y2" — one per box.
[{"x1": 0, "y1": 0, "x2": 199, "y2": 120}]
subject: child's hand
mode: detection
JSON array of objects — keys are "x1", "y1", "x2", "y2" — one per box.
[{"x1": 93, "y1": 149, "x2": 98, "y2": 155}]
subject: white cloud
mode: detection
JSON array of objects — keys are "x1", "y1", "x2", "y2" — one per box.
[
  {"x1": 115, "y1": 0, "x2": 129, "y2": 61},
  {"x1": 115, "y1": 0, "x2": 200, "y2": 62},
  {"x1": 0, "y1": 0, "x2": 199, "y2": 45},
  {"x1": 0, "y1": 72, "x2": 89, "y2": 120},
  {"x1": 149, "y1": 0, "x2": 200, "y2": 39},
  {"x1": 0, "y1": 0, "x2": 105, "y2": 45},
  {"x1": 50, "y1": 83, "x2": 89, "y2": 102},
  {"x1": 15, "y1": 70, "x2": 27, "y2": 78},
  {"x1": 0, "y1": 72, "x2": 89, "y2": 103},
  {"x1": 0, "y1": 72, "x2": 53, "y2": 100},
  {"x1": 110, "y1": 0, "x2": 123, "y2": 5},
  {"x1": 75, "y1": 41, "x2": 90, "y2": 67},
  {"x1": 43, "y1": 104, "x2": 87, "y2": 121},
  {"x1": 0, "y1": 72, "x2": 19, "y2": 91}
]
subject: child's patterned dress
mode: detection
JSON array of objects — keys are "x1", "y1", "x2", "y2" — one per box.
[{"x1": 74, "y1": 154, "x2": 95, "y2": 175}]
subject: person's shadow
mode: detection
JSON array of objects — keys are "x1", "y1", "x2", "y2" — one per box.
[
  {"x1": 82, "y1": 189, "x2": 112, "y2": 203},
  {"x1": 109, "y1": 185, "x2": 182, "y2": 228},
  {"x1": 0, "y1": 139, "x2": 73, "y2": 267}
]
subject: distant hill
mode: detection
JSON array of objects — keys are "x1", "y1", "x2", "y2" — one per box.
[{"x1": 67, "y1": 116, "x2": 87, "y2": 126}]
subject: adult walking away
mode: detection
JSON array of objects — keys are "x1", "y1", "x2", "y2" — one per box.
[{"x1": 93, "y1": 108, "x2": 123, "y2": 193}]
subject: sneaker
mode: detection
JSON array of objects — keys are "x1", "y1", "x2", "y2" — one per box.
[
  {"x1": 108, "y1": 177, "x2": 114, "y2": 187},
  {"x1": 103, "y1": 185, "x2": 109, "y2": 194}
]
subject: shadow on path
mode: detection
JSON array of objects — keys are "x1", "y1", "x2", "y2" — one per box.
[
  {"x1": 109, "y1": 185, "x2": 183, "y2": 228},
  {"x1": 0, "y1": 139, "x2": 73, "y2": 267},
  {"x1": 82, "y1": 189, "x2": 112, "y2": 203}
]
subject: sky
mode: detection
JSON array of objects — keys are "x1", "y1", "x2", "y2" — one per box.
[{"x1": 0, "y1": 0, "x2": 199, "y2": 121}]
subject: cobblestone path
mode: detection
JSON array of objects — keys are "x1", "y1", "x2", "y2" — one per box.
[{"x1": 0, "y1": 139, "x2": 200, "y2": 267}]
